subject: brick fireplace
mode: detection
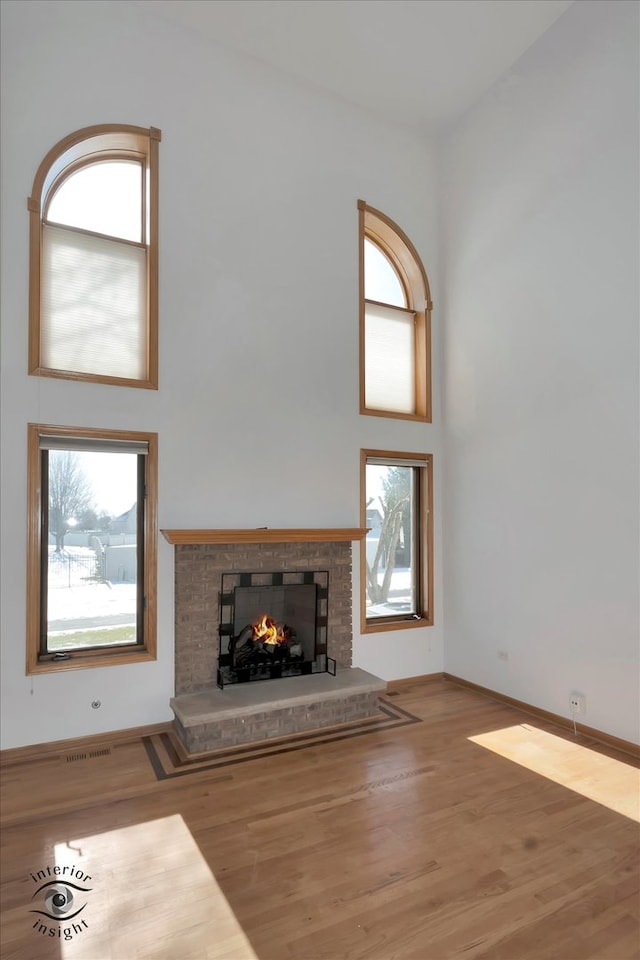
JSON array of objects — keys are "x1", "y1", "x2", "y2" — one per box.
[{"x1": 162, "y1": 529, "x2": 386, "y2": 753}]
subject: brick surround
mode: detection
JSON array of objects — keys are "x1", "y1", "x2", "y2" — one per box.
[
  {"x1": 167, "y1": 532, "x2": 385, "y2": 754},
  {"x1": 174, "y1": 541, "x2": 353, "y2": 696}
]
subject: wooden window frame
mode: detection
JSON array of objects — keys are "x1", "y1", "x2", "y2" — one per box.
[
  {"x1": 358, "y1": 200, "x2": 433, "y2": 421},
  {"x1": 27, "y1": 124, "x2": 161, "y2": 389},
  {"x1": 26, "y1": 424, "x2": 158, "y2": 674},
  {"x1": 360, "y1": 448, "x2": 434, "y2": 634}
]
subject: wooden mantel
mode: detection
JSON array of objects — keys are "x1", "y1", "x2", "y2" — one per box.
[{"x1": 161, "y1": 528, "x2": 369, "y2": 545}]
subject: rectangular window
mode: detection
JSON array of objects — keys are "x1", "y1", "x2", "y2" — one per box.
[
  {"x1": 361, "y1": 449, "x2": 433, "y2": 632},
  {"x1": 27, "y1": 425, "x2": 157, "y2": 673}
]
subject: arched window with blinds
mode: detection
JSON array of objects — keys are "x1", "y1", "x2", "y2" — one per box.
[
  {"x1": 358, "y1": 200, "x2": 432, "y2": 421},
  {"x1": 28, "y1": 124, "x2": 161, "y2": 388}
]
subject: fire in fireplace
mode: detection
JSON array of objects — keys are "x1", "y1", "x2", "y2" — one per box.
[
  {"x1": 232, "y1": 613, "x2": 302, "y2": 664},
  {"x1": 253, "y1": 614, "x2": 296, "y2": 648},
  {"x1": 217, "y1": 570, "x2": 335, "y2": 687},
  {"x1": 231, "y1": 613, "x2": 301, "y2": 671}
]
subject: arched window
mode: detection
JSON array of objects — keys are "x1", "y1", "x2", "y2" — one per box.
[
  {"x1": 28, "y1": 124, "x2": 161, "y2": 388},
  {"x1": 358, "y1": 200, "x2": 432, "y2": 420}
]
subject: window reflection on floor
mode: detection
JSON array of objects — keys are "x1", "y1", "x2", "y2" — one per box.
[
  {"x1": 53, "y1": 815, "x2": 257, "y2": 959},
  {"x1": 469, "y1": 724, "x2": 640, "y2": 821}
]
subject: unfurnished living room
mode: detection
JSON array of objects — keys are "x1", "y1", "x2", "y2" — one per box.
[{"x1": 0, "y1": 1, "x2": 638, "y2": 958}]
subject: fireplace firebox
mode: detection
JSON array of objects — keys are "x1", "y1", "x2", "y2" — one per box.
[{"x1": 217, "y1": 570, "x2": 336, "y2": 687}]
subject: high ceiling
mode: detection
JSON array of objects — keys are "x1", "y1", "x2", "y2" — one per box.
[{"x1": 133, "y1": 0, "x2": 574, "y2": 132}]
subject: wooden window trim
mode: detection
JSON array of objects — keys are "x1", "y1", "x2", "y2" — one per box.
[
  {"x1": 360, "y1": 448, "x2": 434, "y2": 634},
  {"x1": 358, "y1": 200, "x2": 433, "y2": 422},
  {"x1": 28, "y1": 124, "x2": 161, "y2": 389},
  {"x1": 26, "y1": 424, "x2": 158, "y2": 675}
]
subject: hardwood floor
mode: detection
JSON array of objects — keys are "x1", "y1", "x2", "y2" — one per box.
[{"x1": 1, "y1": 679, "x2": 638, "y2": 960}]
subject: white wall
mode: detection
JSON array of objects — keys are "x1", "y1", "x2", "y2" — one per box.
[
  {"x1": 441, "y1": 0, "x2": 639, "y2": 743},
  {"x1": 0, "y1": 0, "x2": 443, "y2": 748}
]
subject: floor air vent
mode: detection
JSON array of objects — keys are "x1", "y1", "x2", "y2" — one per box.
[{"x1": 65, "y1": 747, "x2": 112, "y2": 763}]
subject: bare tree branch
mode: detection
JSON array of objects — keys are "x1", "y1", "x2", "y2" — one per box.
[{"x1": 48, "y1": 452, "x2": 95, "y2": 552}]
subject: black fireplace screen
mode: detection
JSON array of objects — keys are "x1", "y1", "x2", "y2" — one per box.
[{"x1": 217, "y1": 570, "x2": 335, "y2": 687}]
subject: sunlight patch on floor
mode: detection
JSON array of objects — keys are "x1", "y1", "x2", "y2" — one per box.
[
  {"x1": 51, "y1": 814, "x2": 257, "y2": 959},
  {"x1": 469, "y1": 724, "x2": 640, "y2": 822}
]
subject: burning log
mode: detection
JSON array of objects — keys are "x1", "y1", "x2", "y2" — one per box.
[
  {"x1": 230, "y1": 613, "x2": 304, "y2": 669},
  {"x1": 252, "y1": 614, "x2": 292, "y2": 647},
  {"x1": 232, "y1": 624, "x2": 255, "y2": 666}
]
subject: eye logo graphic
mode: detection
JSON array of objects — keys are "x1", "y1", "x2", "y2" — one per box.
[
  {"x1": 32, "y1": 879, "x2": 91, "y2": 920},
  {"x1": 28, "y1": 864, "x2": 93, "y2": 942}
]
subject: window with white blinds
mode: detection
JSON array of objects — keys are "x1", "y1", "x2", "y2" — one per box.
[
  {"x1": 358, "y1": 201, "x2": 432, "y2": 422},
  {"x1": 41, "y1": 225, "x2": 147, "y2": 379},
  {"x1": 364, "y1": 302, "x2": 416, "y2": 414},
  {"x1": 28, "y1": 125, "x2": 160, "y2": 388}
]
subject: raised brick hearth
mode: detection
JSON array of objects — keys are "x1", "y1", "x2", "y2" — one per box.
[
  {"x1": 171, "y1": 669, "x2": 386, "y2": 752},
  {"x1": 163, "y1": 529, "x2": 384, "y2": 754}
]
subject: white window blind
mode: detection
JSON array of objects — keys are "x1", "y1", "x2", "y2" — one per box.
[
  {"x1": 41, "y1": 224, "x2": 147, "y2": 380},
  {"x1": 39, "y1": 435, "x2": 148, "y2": 455},
  {"x1": 364, "y1": 301, "x2": 415, "y2": 414}
]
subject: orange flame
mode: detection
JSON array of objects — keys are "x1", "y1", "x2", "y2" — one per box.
[{"x1": 252, "y1": 614, "x2": 290, "y2": 645}]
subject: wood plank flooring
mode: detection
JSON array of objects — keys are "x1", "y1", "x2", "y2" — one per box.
[{"x1": 1, "y1": 679, "x2": 638, "y2": 960}]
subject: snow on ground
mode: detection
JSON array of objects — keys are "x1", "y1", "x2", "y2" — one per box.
[
  {"x1": 47, "y1": 582, "x2": 136, "y2": 623},
  {"x1": 46, "y1": 546, "x2": 136, "y2": 625}
]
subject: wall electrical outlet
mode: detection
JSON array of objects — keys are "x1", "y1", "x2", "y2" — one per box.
[{"x1": 569, "y1": 693, "x2": 586, "y2": 715}]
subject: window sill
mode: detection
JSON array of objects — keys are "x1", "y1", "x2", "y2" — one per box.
[
  {"x1": 27, "y1": 647, "x2": 156, "y2": 675},
  {"x1": 359, "y1": 407, "x2": 432, "y2": 423},
  {"x1": 362, "y1": 615, "x2": 433, "y2": 635},
  {"x1": 28, "y1": 365, "x2": 158, "y2": 390}
]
